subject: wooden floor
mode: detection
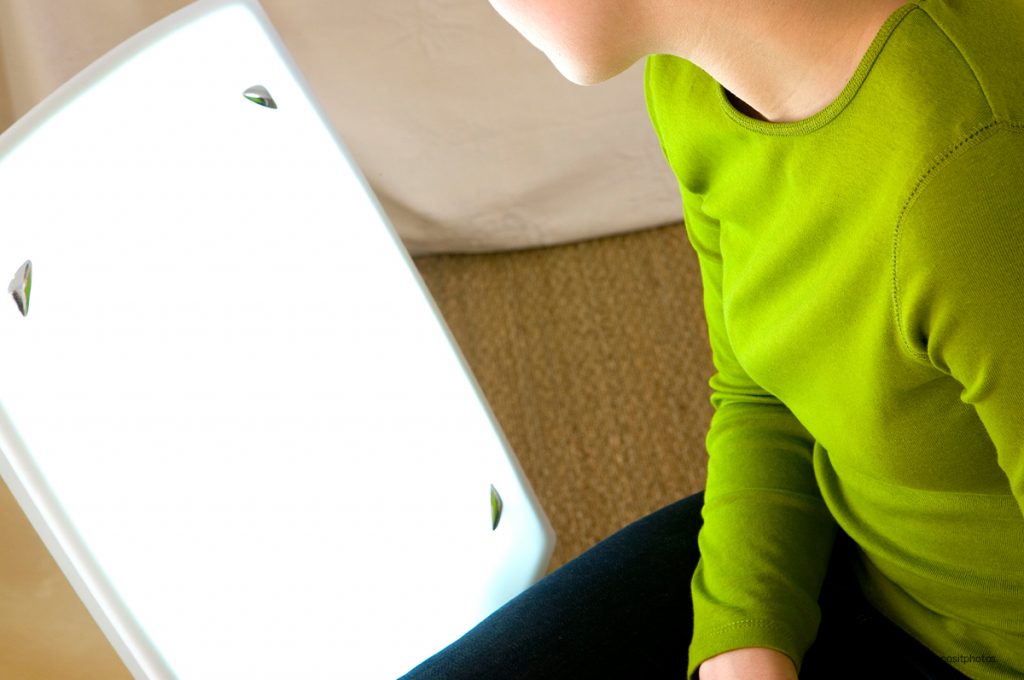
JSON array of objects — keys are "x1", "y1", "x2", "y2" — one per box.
[{"x1": 0, "y1": 475, "x2": 132, "y2": 678}]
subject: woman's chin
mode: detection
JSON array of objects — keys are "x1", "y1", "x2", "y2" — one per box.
[{"x1": 547, "y1": 53, "x2": 630, "y2": 86}]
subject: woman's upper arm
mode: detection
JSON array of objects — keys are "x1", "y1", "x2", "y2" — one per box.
[
  {"x1": 682, "y1": 192, "x2": 837, "y2": 679},
  {"x1": 894, "y1": 123, "x2": 1024, "y2": 512}
]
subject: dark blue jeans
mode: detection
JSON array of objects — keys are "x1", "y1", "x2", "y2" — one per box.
[{"x1": 398, "y1": 491, "x2": 969, "y2": 679}]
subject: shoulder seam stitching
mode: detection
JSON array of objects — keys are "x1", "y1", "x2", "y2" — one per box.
[
  {"x1": 915, "y1": 5, "x2": 997, "y2": 122},
  {"x1": 890, "y1": 121, "x2": 1024, "y2": 364}
]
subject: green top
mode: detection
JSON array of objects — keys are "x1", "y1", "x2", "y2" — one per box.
[{"x1": 644, "y1": 2, "x2": 1024, "y2": 678}]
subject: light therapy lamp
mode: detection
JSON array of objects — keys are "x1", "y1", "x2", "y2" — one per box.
[{"x1": 0, "y1": 0, "x2": 555, "y2": 677}]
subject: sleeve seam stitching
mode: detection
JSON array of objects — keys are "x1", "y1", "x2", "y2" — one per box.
[{"x1": 701, "y1": 619, "x2": 791, "y2": 636}]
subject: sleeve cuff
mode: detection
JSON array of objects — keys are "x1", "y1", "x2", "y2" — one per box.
[{"x1": 688, "y1": 619, "x2": 803, "y2": 680}]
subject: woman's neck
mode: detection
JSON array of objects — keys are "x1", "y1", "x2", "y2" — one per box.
[{"x1": 650, "y1": 0, "x2": 909, "y2": 123}]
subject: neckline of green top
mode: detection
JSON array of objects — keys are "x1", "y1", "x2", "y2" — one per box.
[{"x1": 716, "y1": 2, "x2": 919, "y2": 136}]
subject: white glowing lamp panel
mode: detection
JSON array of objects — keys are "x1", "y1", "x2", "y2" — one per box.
[{"x1": 0, "y1": 1, "x2": 554, "y2": 678}]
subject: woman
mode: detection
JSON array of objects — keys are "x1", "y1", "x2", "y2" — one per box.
[{"x1": 401, "y1": 1, "x2": 1024, "y2": 678}]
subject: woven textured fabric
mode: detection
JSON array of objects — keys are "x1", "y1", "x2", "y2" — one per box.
[{"x1": 414, "y1": 223, "x2": 712, "y2": 571}]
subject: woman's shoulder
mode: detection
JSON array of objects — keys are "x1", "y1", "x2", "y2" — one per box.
[
  {"x1": 914, "y1": 0, "x2": 1024, "y2": 124},
  {"x1": 643, "y1": 54, "x2": 707, "y2": 108},
  {"x1": 896, "y1": 124, "x2": 1024, "y2": 297}
]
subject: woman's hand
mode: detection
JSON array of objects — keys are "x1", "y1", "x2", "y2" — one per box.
[{"x1": 698, "y1": 647, "x2": 798, "y2": 680}]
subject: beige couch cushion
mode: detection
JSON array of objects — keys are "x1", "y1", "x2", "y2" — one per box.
[{"x1": 0, "y1": 0, "x2": 682, "y2": 254}]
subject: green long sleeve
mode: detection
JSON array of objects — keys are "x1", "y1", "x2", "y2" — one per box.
[
  {"x1": 645, "y1": 2, "x2": 1024, "y2": 678},
  {"x1": 682, "y1": 190, "x2": 837, "y2": 677}
]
